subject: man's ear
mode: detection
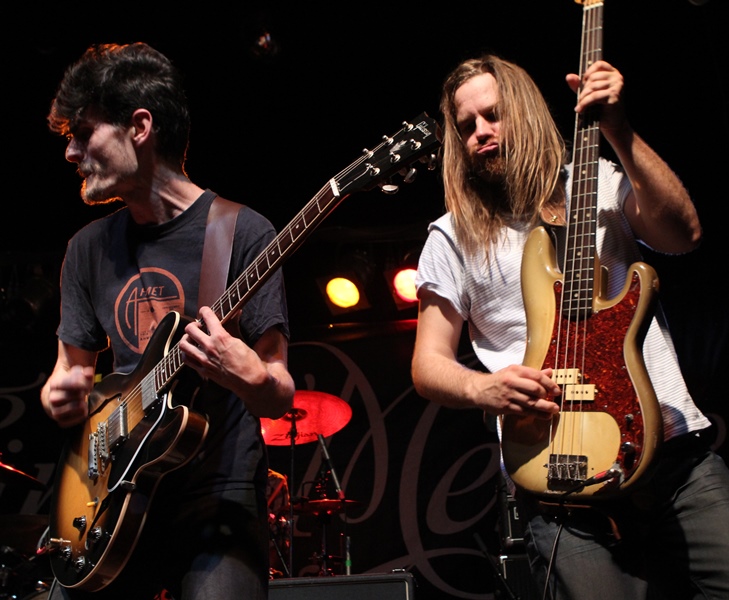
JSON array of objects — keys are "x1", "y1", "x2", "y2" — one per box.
[{"x1": 130, "y1": 108, "x2": 153, "y2": 144}]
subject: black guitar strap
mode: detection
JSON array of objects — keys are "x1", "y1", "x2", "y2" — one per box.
[{"x1": 198, "y1": 194, "x2": 242, "y2": 310}]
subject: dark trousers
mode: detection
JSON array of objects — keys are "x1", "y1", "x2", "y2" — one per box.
[{"x1": 520, "y1": 433, "x2": 729, "y2": 599}]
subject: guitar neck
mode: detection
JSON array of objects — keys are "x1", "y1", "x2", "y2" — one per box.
[
  {"x1": 143, "y1": 183, "x2": 345, "y2": 409},
  {"x1": 565, "y1": 0, "x2": 604, "y2": 315},
  {"x1": 150, "y1": 114, "x2": 441, "y2": 401},
  {"x1": 211, "y1": 181, "x2": 342, "y2": 327}
]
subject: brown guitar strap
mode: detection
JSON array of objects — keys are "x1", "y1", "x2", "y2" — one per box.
[{"x1": 198, "y1": 194, "x2": 242, "y2": 310}]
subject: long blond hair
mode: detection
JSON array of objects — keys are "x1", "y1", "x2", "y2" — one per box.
[{"x1": 440, "y1": 55, "x2": 566, "y2": 254}]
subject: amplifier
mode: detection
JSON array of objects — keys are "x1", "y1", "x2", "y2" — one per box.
[{"x1": 269, "y1": 572, "x2": 415, "y2": 600}]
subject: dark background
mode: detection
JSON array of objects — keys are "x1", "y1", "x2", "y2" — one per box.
[
  {"x1": 3, "y1": 1, "x2": 727, "y2": 249},
  {"x1": 1, "y1": 1, "x2": 728, "y2": 599},
  {"x1": 2, "y1": 0, "x2": 728, "y2": 331}
]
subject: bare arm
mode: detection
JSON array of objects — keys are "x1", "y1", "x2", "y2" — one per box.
[
  {"x1": 567, "y1": 60, "x2": 702, "y2": 253},
  {"x1": 41, "y1": 340, "x2": 97, "y2": 428},
  {"x1": 411, "y1": 290, "x2": 560, "y2": 418},
  {"x1": 180, "y1": 306, "x2": 295, "y2": 419}
]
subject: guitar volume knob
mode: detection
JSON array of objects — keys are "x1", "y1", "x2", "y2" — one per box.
[
  {"x1": 73, "y1": 555, "x2": 87, "y2": 572},
  {"x1": 72, "y1": 516, "x2": 87, "y2": 532},
  {"x1": 88, "y1": 526, "x2": 104, "y2": 542}
]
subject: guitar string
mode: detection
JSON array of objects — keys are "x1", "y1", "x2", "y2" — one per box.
[
  {"x1": 552, "y1": 0, "x2": 603, "y2": 484},
  {"x1": 571, "y1": 0, "x2": 601, "y2": 480},
  {"x1": 578, "y1": 1, "x2": 603, "y2": 477}
]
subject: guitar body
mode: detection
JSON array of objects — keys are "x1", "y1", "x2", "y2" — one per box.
[
  {"x1": 501, "y1": 227, "x2": 663, "y2": 499},
  {"x1": 49, "y1": 311, "x2": 209, "y2": 590}
]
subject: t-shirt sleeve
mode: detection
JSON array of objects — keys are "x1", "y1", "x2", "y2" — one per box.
[
  {"x1": 232, "y1": 207, "x2": 290, "y2": 347},
  {"x1": 414, "y1": 217, "x2": 470, "y2": 321},
  {"x1": 57, "y1": 231, "x2": 110, "y2": 353}
]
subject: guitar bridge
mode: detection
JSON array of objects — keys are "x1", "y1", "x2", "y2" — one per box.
[
  {"x1": 547, "y1": 454, "x2": 588, "y2": 489},
  {"x1": 86, "y1": 400, "x2": 130, "y2": 479},
  {"x1": 87, "y1": 426, "x2": 104, "y2": 479}
]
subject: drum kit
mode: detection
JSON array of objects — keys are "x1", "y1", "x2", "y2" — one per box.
[
  {"x1": 260, "y1": 390, "x2": 358, "y2": 579},
  {"x1": 0, "y1": 456, "x2": 51, "y2": 599}
]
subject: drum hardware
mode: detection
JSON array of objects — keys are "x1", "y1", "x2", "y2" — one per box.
[
  {"x1": 267, "y1": 469, "x2": 291, "y2": 578},
  {"x1": 0, "y1": 519, "x2": 52, "y2": 600},
  {"x1": 279, "y1": 435, "x2": 359, "y2": 576},
  {"x1": 260, "y1": 391, "x2": 355, "y2": 578},
  {"x1": 0, "y1": 456, "x2": 51, "y2": 599}
]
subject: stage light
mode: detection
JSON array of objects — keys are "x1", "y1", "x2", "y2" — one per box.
[
  {"x1": 383, "y1": 267, "x2": 418, "y2": 310},
  {"x1": 383, "y1": 246, "x2": 420, "y2": 310},
  {"x1": 391, "y1": 267, "x2": 418, "y2": 303},
  {"x1": 318, "y1": 272, "x2": 371, "y2": 315},
  {"x1": 307, "y1": 234, "x2": 425, "y2": 321},
  {"x1": 326, "y1": 277, "x2": 360, "y2": 308},
  {"x1": 317, "y1": 248, "x2": 375, "y2": 316}
]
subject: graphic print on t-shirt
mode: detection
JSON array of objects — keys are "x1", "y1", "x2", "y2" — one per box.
[{"x1": 114, "y1": 267, "x2": 186, "y2": 354}]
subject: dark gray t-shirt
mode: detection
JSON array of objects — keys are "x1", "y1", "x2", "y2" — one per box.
[{"x1": 57, "y1": 189, "x2": 289, "y2": 494}]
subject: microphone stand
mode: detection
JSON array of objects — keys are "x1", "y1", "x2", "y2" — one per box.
[
  {"x1": 316, "y1": 434, "x2": 349, "y2": 575},
  {"x1": 317, "y1": 434, "x2": 344, "y2": 500},
  {"x1": 286, "y1": 410, "x2": 300, "y2": 578}
]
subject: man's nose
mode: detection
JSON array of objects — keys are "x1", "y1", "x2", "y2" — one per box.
[
  {"x1": 65, "y1": 138, "x2": 82, "y2": 163},
  {"x1": 475, "y1": 117, "x2": 493, "y2": 139}
]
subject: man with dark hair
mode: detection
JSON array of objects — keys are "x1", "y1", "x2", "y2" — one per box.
[{"x1": 41, "y1": 42, "x2": 295, "y2": 599}]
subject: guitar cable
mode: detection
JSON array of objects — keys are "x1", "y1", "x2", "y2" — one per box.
[
  {"x1": 559, "y1": 466, "x2": 623, "y2": 498},
  {"x1": 537, "y1": 465, "x2": 624, "y2": 599},
  {"x1": 541, "y1": 521, "x2": 561, "y2": 600}
]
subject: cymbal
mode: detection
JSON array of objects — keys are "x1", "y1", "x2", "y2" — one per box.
[
  {"x1": 0, "y1": 458, "x2": 44, "y2": 489},
  {"x1": 283, "y1": 498, "x2": 361, "y2": 515},
  {"x1": 260, "y1": 390, "x2": 352, "y2": 446}
]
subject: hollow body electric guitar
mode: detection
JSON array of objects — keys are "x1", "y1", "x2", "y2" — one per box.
[
  {"x1": 501, "y1": 1, "x2": 663, "y2": 501},
  {"x1": 48, "y1": 114, "x2": 441, "y2": 591}
]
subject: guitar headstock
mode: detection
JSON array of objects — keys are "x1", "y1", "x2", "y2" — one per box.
[{"x1": 336, "y1": 113, "x2": 442, "y2": 196}]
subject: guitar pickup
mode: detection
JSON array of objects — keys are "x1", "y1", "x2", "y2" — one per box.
[
  {"x1": 564, "y1": 384, "x2": 596, "y2": 401},
  {"x1": 102, "y1": 402, "x2": 129, "y2": 458},
  {"x1": 552, "y1": 369, "x2": 580, "y2": 384},
  {"x1": 551, "y1": 370, "x2": 595, "y2": 401}
]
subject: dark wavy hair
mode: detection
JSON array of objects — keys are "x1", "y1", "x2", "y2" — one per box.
[{"x1": 48, "y1": 42, "x2": 191, "y2": 171}]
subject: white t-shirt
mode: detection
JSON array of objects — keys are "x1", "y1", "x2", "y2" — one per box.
[{"x1": 415, "y1": 158, "x2": 710, "y2": 441}]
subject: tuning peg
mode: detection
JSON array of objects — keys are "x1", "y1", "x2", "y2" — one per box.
[
  {"x1": 420, "y1": 152, "x2": 439, "y2": 171},
  {"x1": 402, "y1": 167, "x2": 417, "y2": 184},
  {"x1": 379, "y1": 180, "x2": 399, "y2": 195}
]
